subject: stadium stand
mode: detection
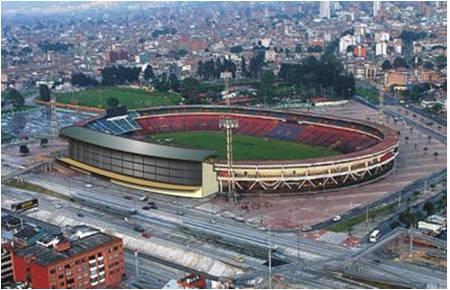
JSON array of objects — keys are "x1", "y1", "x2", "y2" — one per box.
[{"x1": 134, "y1": 113, "x2": 381, "y2": 153}]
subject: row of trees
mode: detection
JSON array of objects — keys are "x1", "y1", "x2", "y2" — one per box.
[
  {"x1": 197, "y1": 58, "x2": 237, "y2": 81},
  {"x1": 2, "y1": 88, "x2": 25, "y2": 108},
  {"x1": 101, "y1": 65, "x2": 141, "y2": 86},
  {"x1": 71, "y1": 72, "x2": 98, "y2": 87},
  {"x1": 278, "y1": 54, "x2": 355, "y2": 99}
]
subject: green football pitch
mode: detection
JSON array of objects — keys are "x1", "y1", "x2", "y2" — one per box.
[
  {"x1": 146, "y1": 131, "x2": 339, "y2": 161},
  {"x1": 55, "y1": 86, "x2": 182, "y2": 109}
]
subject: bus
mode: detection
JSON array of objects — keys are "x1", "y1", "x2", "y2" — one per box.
[{"x1": 11, "y1": 198, "x2": 38, "y2": 212}]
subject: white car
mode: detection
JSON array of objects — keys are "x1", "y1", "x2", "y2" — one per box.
[
  {"x1": 54, "y1": 204, "x2": 62, "y2": 209},
  {"x1": 332, "y1": 215, "x2": 341, "y2": 222},
  {"x1": 84, "y1": 183, "x2": 93, "y2": 188}
]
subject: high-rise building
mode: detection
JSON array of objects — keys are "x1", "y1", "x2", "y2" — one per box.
[
  {"x1": 319, "y1": 1, "x2": 330, "y2": 19},
  {"x1": 375, "y1": 42, "x2": 387, "y2": 56},
  {"x1": 373, "y1": 1, "x2": 381, "y2": 17}
]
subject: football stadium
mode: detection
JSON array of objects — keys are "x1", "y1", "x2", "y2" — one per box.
[{"x1": 59, "y1": 105, "x2": 399, "y2": 198}]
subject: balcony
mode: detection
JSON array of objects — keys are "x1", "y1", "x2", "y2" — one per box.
[
  {"x1": 91, "y1": 281, "x2": 99, "y2": 286},
  {"x1": 99, "y1": 270, "x2": 105, "y2": 276},
  {"x1": 88, "y1": 259, "x2": 96, "y2": 265},
  {"x1": 89, "y1": 266, "x2": 97, "y2": 272},
  {"x1": 90, "y1": 273, "x2": 98, "y2": 279},
  {"x1": 99, "y1": 278, "x2": 105, "y2": 283},
  {"x1": 97, "y1": 256, "x2": 104, "y2": 261}
]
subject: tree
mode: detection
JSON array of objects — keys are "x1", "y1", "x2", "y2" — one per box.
[
  {"x1": 399, "y1": 211, "x2": 414, "y2": 226},
  {"x1": 153, "y1": 73, "x2": 170, "y2": 92},
  {"x1": 19, "y1": 144, "x2": 30, "y2": 155},
  {"x1": 423, "y1": 147, "x2": 428, "y2": 155},
  {"x1": 143, "y1": 64, "x2": 155, "y2": 81},
  {"x1": 106, "y1": 97, "x2": 119, "y2": 108},
  {"x1": 307, "y1": 45, "x2": 323, "y2": 53},
  {"x1": 40, "y1": 138, "x2": 48, "y2": 148},
  {"x1": 71, "y1": 72, "x2": 98, "y2": 87},
  {"x1": 248, "y1": 51, "x2": 265, "y2": 78},
  {"x1": 427, "y1": 135, "x2": 431, "y2": 143},
  {"x1": 4, "y1": 88, "x2": 25, "y2": 107},
  {"x1": 393, "y1": 57, "x2": 408, "y2": 69},
  {"x1": 258, "y1": 70, "x2": 276, "y2": 104},
  {"x1": 39, "y1": 84, "x2": 51, "y2": 102},
  {"x1": 433, "y1": 152, "x2": 439, "y2": 160},
  {"x1": 180, "y1": 77, "x2": 200, "y2": 104},
  {"x1": 168, "y1": 73, "x2": 179, "y2": 91},
  {"x1": 241, "y1": 56, "x2": 248, "y2": 77},
  {"x1": 381, "y1": 60, "x2": 392, "y2": 71},
  {"x1": 230, "y1": 45, "x2": 243, "y2": 54},
  {"x1": 423, "y1": 201, "x2": 434, "y2": 215},
  {"x1": 423, "y1": 61, "x2": 433, "y2": 70},
  {"x1": 405, "y1": 136, "x2": 409, "y2": 144},
  {"x1": 435, "y1": 55, "x2": 447, "y2": 69}
]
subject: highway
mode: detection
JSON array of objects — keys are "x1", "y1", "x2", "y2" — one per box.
[{"x1": 23, "y1": 172, "x2": 353, "y2": 261}]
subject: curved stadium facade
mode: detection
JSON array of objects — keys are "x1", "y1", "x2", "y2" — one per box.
[{"x1": 59, "y1": 106, "x2": 399, "y2": 198}]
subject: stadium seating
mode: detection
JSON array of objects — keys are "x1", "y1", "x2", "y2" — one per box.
[
  {"x1": 131, "y1": 113, "x2": 382, "y2": 153},
  {"x1": 86, "y1": 112, "x2": 141, "y2": 135}
]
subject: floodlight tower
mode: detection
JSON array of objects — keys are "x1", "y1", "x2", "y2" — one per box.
[
  {"x1": 219, "y1": 71, "x2": 239, "y2": 202},
  {"x1": 378, "y1": 83, "x2": 384, "y2": 125},
  {"x1": 50, "y1": 91, "x2": 58, "y2": 144}
]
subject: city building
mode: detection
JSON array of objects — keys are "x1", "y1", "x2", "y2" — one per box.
[
  {"x1": 11, "y1": 227, "x2": 125, "y2": 289},
  {"x1": 104, "y1": 49, "x2": 129, "y2": 64},
  {"x1": 384, "y1": 69, "x2": 411, "y2": 89},
  {"x1": 264, "y1": 49, "x2": 277, "y2": 63},
  {"x1": 376, "y1": 42, "x2": 387, "y2": 56},
  {"x1": 339, "y1": 35, "x2": 356, "y2": 54},
  {"x1": 1, "y1": 242, "x2": 14, "y2": 286},
  {"x1": 373, "y1": 1, "x2": 381, "y2": 17},
  {"x1": 353, "y1": 45, "x2": 367, "y2": 58},
  {"x1": 319, "y1": 1, "x2": 330, "y2": 19}
]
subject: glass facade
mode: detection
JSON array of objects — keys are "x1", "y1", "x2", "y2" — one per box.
[{"x1": 68, "y1": 139, "x2": 202, "y2": 186}]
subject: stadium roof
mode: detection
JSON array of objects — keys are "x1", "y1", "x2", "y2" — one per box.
[{"x1": 60, "y1": 126, "x2": 215, "y2": 162}]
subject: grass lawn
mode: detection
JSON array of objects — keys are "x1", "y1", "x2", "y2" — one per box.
[
  {"x1": 356, "y1": 87, "x2": 380, "y2": 104},
  {"x1": 55, "y1": 86, "x2": 182, "y2": 109},
  {"x1": 146, "y1": 131, "x2": 339, "y2": 161},
  {"x1": 5, "y1": 179, "x2": 68, "y2": 201},
  {"x1": 327, "y1": 204, "x2": 396, "y2": 232}
]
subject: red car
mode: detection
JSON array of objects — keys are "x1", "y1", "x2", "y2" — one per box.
[{"x1": 142, "y1": 231, "x2": 151, "y2": 238}]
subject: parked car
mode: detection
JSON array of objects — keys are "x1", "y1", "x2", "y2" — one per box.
[
  {"x1": 301, "y1": 225, "x2": 312, "y2": 232},
  {"x1": 369, "y1": 229, "x2": 381, "y2": 243},
  {"x1": 332, "y1": 215, "x2": 341, "y2": 222},
  {"x1": 77, "y1": 213, "x2": 84, "y2": 218},
  {"x1": 54, "y1": 204, "x2": 63, "y2": 209},
  {"x1": 142, "y1": 206, "x2": 151, "y2": 210},
  {"x1": 134, "y1": 225, "x2": 145, "y2": 232},
  {"x1": 84, "y1": 183, "x2": 93, "y2": 188},
  {"x1": 176, "y1": 210, "x2": 185, "y2": 216},
  {"x1": 147, "y1": 201, "x2": 157, "y2": 209},
  {"x1": 142, "y1": 231, "x2": 151, "y2": 238},
  {"x1": 124, "y1": 196, "x2": 132, "y2": 200}
]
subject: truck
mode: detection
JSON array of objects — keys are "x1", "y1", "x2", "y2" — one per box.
[{"x1": 417, "y1": 221, "x2": 442, "y2": 234}]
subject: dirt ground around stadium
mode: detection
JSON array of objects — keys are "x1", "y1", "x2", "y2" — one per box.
[{"x1": 201, "y1": 101, "x2": 447, "y2": 231}]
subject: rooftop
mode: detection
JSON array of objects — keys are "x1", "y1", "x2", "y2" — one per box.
[{"x1": 14, "y1": 232, "x2": 117, "y2": 266}]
